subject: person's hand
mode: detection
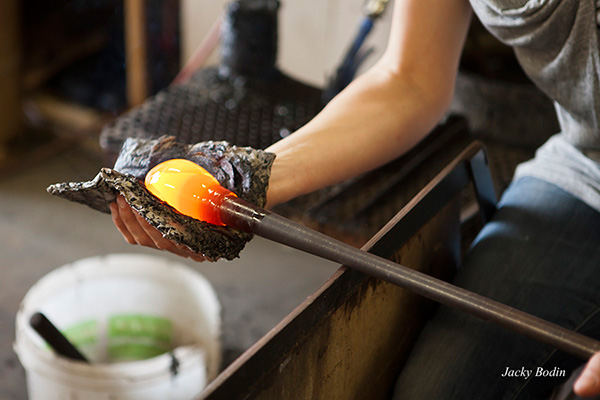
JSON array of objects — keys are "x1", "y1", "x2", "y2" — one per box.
[
  {"x1": 574, "y1": 352, "x2": 600, "y2": 397},
  {"x1": 110, "y1": 195, "x2": 213, "y2": 262}
]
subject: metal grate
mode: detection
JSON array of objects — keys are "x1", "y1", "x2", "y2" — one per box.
[{"x1": 100, "y1": 67, "x2": 324, "y2": 155}]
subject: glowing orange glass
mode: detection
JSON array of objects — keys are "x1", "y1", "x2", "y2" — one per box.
[{"x1": 144, "y1": 159, "x2": 236, "y2": 225}]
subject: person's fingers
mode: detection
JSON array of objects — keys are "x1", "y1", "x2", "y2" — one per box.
[
  {"x1": 131, "y1": 210, "x2": 195, "y2": 257},
  {"x1": 112, "y1": 195, "x2": 216, "y2": 262},
  {"x1": 187, "y1": 250, "x2": 212, "y2": 262},
  {"x1": 168, "y1": 242, "x2": 214, "y2": 262},
  {"x1": 110, "y1": 199, "x2": 136, "y2": 245},
  {"x1": 114, "y1": 196, "x2": 157, "y2": 248},
  {"x1": 184, "y1": 245, "x2": 216, "y2": 262},
  {"x1": 574, "y1": 352, "x2": 600, "y2": 397},
  {"x1": 131, "y1": 210, "x2": 170, "y2": 249},
  {"x1": 127, "y1": 200, "x2": 216, "y2": 262}
]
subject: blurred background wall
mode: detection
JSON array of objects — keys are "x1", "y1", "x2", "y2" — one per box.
[
  {"x1": 0, "y1": 0, "x2": 394, "y2": 157},
  {"x1": 181, "y1": 0, "x2": 393, "y2": 88}
]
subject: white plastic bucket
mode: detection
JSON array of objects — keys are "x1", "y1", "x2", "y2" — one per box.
[{"x1": 14, "y1": 253, "x2": 221, "y2": 400}]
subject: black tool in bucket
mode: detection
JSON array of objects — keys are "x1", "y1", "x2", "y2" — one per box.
[{"x1": 29, "y1": 312, "x2": 90, "y2": 363}]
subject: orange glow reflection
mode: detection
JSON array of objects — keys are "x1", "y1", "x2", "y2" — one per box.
[{"x1": 145, "y1": 159, "x2": 236, "y2": 225}]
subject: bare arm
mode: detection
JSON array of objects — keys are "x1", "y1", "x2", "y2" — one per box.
[
  {"x1": 265, "y1": 0, "x2": 473, "y2": 206},
  {"x1": 111, "y1": 0, "x2": 473, "y2": 257}
]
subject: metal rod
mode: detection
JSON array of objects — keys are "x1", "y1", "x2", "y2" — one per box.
[{"x1": 220, "y1": 196, "x2": 600, "y2": 360}]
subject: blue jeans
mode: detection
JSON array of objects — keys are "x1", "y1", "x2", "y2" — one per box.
[{"x1": 392, "y1": 177, "x2": 600, "y2": 399}]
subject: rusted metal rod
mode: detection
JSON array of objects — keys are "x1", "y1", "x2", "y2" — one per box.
[{"x1": 220, "y1": 196, "x2": 600, "y2": 360}]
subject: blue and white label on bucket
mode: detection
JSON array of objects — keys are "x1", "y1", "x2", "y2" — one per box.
[{"x1": 62, "y1": 314, "x2": 174, "y2": 363}]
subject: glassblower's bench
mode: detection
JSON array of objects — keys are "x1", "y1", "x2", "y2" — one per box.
[
  {"x1": 104, "y1": 96, "x2": 505, "y2": 398},
  {"x1": 198, "y1": 136, "x2": 498, "y2": 400}
]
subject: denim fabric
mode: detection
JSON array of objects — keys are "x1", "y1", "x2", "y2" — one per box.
[{"x1": 392, "y1": 177, "x2": 600, "y2": 400}]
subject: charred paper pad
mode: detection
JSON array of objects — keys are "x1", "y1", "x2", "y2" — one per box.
[{"x1": 47, "y1": 136, "x2": 275, "y2": 260}]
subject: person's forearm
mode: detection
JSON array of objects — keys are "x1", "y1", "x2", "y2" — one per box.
[
  {"x1": 264, "y1": 0, "x2": 472, "y2": 207},
  {"x1": 265, "y1": 65, "x2": 452, "y2": 207}
]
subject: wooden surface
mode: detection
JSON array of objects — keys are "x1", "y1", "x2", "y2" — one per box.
[
  {"x1": 256, "y1": 205, "x2": 459, "y2": 400},
  {"x1": 124, "y1": 0, "x2": 149, "y2": 107},
  {"x1": 198, "y1": 143, "x2": 491, "y2": 400},
  {"x1": 0, "y1": 0, "x2": 22, "y2": 144},
  {"x1": 201, "y1": 202, "x2": 460, "y2": 400}
]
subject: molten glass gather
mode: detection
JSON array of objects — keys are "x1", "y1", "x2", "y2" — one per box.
[{"x1": 145, "y1": 159, "x2": 236, "y2": 225}]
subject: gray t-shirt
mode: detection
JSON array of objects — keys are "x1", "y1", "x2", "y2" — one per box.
[{"x1": 470, "y1": 0, "x2": 600, "y2": 212}]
